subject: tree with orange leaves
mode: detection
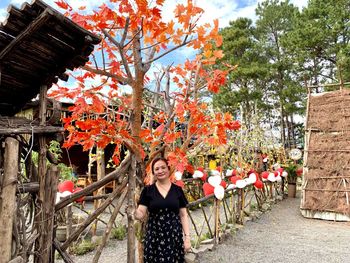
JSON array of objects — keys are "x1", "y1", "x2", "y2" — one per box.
[{"x1": 51, "y1": 0, "x2": 239, "y2": 261}]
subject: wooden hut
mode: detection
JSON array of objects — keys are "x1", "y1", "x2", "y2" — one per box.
[
  {"x1": 0, "y1": 1, "x2": 100, "y2": 262},
  {"x1": 301, "y1": 88, "x2": 350, "y2": 221}
]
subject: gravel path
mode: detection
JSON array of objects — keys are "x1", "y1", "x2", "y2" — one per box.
[
  {"x1": 56, "y1": 194, "x2": 350, "y2": 263},
  {"x1": 198, "y1": 197, "x2": 350, "y2": 263}
]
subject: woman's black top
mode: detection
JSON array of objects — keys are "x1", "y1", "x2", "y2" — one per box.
[
  {"x1": 139, "y1": 183, "x2": 188, "y2": 263},
  {"x1": 139, "y1": 183, "x2": 188, "y2": 212}
]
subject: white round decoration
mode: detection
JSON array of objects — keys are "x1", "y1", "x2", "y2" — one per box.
[
  {"x1": 193, "y1": 170, "x2": 204, "y2": 178},
  {"x1": 248, "y1": 173, "x2": 258, "y2": 183},
  {"x1": 268, "y1": 173, "x2": 276, "y2": 182},
  {"x1": 236, "y1": 179, "x2": 247, "y2": 189},
  {"x1": 208, "y1": 175, "x2": 222, "y2": 187},
  {"x1": 214, "y1": 185, "x2": 225, "y2": 200},
  {"x1": 282, "y1": 171, "x2": 288, "y2": 177},
  {"x1": 175, "y1": 171, "x2": 183, "y2": 180},
  {"x1": 227, "y1": 184, "x2": 236, "y2": 190},
  {"x1": 289, "y1": 148, "x2": 302, "y2": 160}
]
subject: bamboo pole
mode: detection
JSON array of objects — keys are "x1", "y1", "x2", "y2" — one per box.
[{"x1": 0, "y1": 137, "x2": 19, "y2": 263}]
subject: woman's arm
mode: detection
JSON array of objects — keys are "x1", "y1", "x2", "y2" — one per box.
[
  {"x1": 135, "y1": 204, "x2": 148, "y2": 220},
  {"x1": 179, "y1": 207, "x2": 191, "y2": 251}
]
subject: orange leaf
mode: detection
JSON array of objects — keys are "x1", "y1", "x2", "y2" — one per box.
[{"x1": 55, "y1": 0, "x2": 71, "y2": 10}]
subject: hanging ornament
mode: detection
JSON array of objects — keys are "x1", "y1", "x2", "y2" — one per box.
[
  {"x1": 220, "y1": 180, "x2": 227, "y2": 189},
  {"x1": 236, "y1": 179, "x2": 247, "y2": 189},
  {"x1": 227, "y1": 184, "x2": 236, "y2": 190},
  {"x1": 203, "y1": 183, "x2": 215, "y2": 196},
  {"x1": 58, "y1": 180, "x2": 74, "y2": 193},
  {"x1": 254, "y1": 180, "x2": 264, "y2": 189},
  {"x1": 281, "y1": 171, "x2": 288, "y2": 177},
  {"x1": 208, "y1": 174, "x2": 222, "y2": 187},
  {"x1": 261, "y1": 171, "x2": 269, "y2": 179},
  {"x1": 214, "y1": 185, "x2": 225, "y2": 200},
  {"x1": 72, "y1": 187, "x2": 85, "y2": 203},
  {"x1": 230, "y1": 175, "x2": 241, "y2": 184},
  {"x1": 248, "y1": 173, "x2": 258, "y2": 184},
  {"x1": 226, "y1": 169, "x2": 233, "y2": 177},
  {"x1": 193, "y1": 170, "x2": 204, "y2": 179},
  {"x1": 268, "y1": 173, "x2": 276, "y2": 182}
]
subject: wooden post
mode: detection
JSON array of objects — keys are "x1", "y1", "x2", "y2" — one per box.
[
  {"x1": 0, "y1": 137, "x2": 19, "y2": 263},
  {"x1": 214, "y1": 199, "x2": 220, "y2": 245},
  {"x1": 34, "y1": 85, "x2": 60, "y2": 263},
  {"x1": 92, "y1": 147, "x2": 105, "y2": 236}
]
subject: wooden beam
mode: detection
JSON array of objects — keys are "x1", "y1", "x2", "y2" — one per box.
[
  {"x1": 0, "y1": 126, "x2": 64, "y2": 135},
  {"x1": 55, "y1": 154, "x2": 131, "y2": 211},
  {"x1": 0, "y1": 8, "x2": 52, "y2": 61}
]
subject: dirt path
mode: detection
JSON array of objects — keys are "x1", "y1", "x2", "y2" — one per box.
[{"x1": 198, "y1": 197, "x2": 350, "y2": 263}]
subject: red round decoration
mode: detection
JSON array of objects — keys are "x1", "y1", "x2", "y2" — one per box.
[
  {"x1": 203, "y1": 183, "x2": 215, "y2": 196},
  {"x1": 247, "y1": 169, "x2": 255, "y2": 175},
  {"x1": 197, "y1": 167, "x2": 205, "y2": 173},
  {"x1": 175, "y1": 180, "x2": 185, "y2": 188},
  {"x1": 72, "y1": 187, "x2": 85, "y2": 203},
  {"x1": 231, "y1": 170, "x2": 237, "y2": 176},
  {"x1": 277, "y1": 168, "x2": 284, "y2": 174},
  {"x1": 274, "y1": 171, "x2": 279, "y2": 177},
  {"x1": 200, "y1": 173, "x2": 207, "y2": 182},
  {"x1": 230, "y1": 176, "x2": 241, "y2": 184},
  {"x1": 261, "y1": 171, "x2": 269, "y2": 179},
  {"x1": 296, "y1": 168, "x2": 303, "y2": 176},
  {"x1": 254, "y1": 180, "x2": 264, "y2": 189},
  {"x1": 58, "y1": 180, "x2": 74, "y2": 193},
  {"x1": 220, "y1": 180, "x2": 227, "y2": 189}
]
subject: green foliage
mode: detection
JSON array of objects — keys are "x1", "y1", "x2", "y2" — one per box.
[
  {"x1": 71, "y1": 239, "x2": 97, "y2": 255},
  {"x1": 284, "y1": 162, "x2": 298, "y2": 184},
  {"x1": 30, "y1": 140, "x2": 75, "y2": 182},
  {"x1": 111, "y1": 223, "x2": 127, "y2": 240}
]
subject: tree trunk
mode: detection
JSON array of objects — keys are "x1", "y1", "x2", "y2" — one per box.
[{"x1": 0, "y1": 137, "x2": 19, "y2": 263}]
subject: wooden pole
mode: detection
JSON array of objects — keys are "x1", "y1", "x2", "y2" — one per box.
[
  {"x1": 214, "y1": 199, "x2": 220, "y2": 245},
  {"x1": 0, "y1": 137, "x2": 19, "y2": 263},
  {"x1": 92, "y1": 187, "x2": 128, "y2": 263},
  {"x1": 92, "y1": 147, "x2": 106, "y2": 236}
]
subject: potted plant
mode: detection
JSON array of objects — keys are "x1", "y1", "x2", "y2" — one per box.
[{"x1": 284, "y1": 161, "x2": 303, "y2": 198}]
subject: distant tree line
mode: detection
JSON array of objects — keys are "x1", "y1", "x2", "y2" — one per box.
[{"x1": 212, "y1": 0, "x2": 350, "y2": 149}]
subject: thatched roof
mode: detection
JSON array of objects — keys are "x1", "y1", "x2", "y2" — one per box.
[
  {"x1": 0, "y1": 0, "x2": 100, "y2": 116},
  {"x1": 301, "y1": 89, "x2": 350, "y2": 221}
]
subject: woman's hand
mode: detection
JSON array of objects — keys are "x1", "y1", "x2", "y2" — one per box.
[{"x1": 184, "y1": 236, "x2": 191, "y2": 252}]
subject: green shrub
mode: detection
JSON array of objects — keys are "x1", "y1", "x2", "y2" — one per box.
[
  {"x1": 71, "y1": 239, "x2": 96, "y2": 255},
  {"x1": 111, "y1": 224, "x2": 127, "y2": 240}
]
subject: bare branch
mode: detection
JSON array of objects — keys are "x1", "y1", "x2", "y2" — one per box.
[
  {"x1": 102, "y1": 28, "x2": 134, "y2": 81},
  {"x1": 144, "y1": 36, "x2": 192, "y2": 65},
  {"x1": 82, "y1": 65, "x2": 129, "y2": 85}
]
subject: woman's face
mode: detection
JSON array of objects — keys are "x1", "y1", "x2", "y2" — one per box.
[{"x1": 153, "y1": 160, "x2": 170, "y2": 181}]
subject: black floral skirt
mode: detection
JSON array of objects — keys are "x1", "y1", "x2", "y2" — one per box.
[{"x1": 144, "y1": 208, "x2": 184, "y2": 263}]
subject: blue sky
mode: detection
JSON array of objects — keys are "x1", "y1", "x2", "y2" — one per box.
[
  {"x1": 0, "y1": 0, "x2": 308, "y2": 29},
  {"x1": 0, "y1": 0, "x2": 307, "y2": 94}
]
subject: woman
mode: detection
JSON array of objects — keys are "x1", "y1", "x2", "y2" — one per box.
[{"x1": 135, "y1": 157, "x2": 191, "y2": 263}]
